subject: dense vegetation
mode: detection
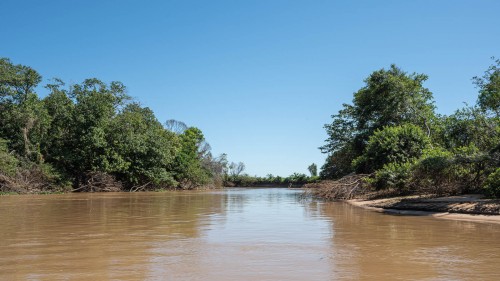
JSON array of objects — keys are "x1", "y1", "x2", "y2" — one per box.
[
  {"x1": 225, "y1": 172, "x2": 318, "y2": 187},
  {"x1": 0, "y1": 58, "x2": 320, "y2": 193},
  {"x1": 319, "y1": 59, "x2": 500, "y2": 198},
  {"x1": 0, "y1": 58, "x2": 237, "y2": 193},
  {"x1": 3, "y1": 56, "x2": 497, "y2": 196}
]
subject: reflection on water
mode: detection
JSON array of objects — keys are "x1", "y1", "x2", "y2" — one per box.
[
  {"x1": 320, "y1": 202, "x2": 500, "y2": 281},
  {"x1": 1, "y1": 188, "x2": 500, "y2": 280}
]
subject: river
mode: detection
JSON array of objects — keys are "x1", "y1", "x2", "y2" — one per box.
[{"x1": 1, "y1": 188, "x2": 500, "y2": 280}]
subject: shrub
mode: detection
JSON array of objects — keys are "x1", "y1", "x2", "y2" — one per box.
[
  {"x1": 353, "y1": 124, "x2": 431, "y2": 173},
  {"x1": 369, "y1": 162, "x2": 413, "y2": 191},
  {"x1": 483, "y1": 168, "x2": 500, "y2": 198},
  {"x1": 452, "y1": 145, "x2": 492, "y2": 192},
  {"x1": 410, "y1": 145, "x2": 493, "y2": 195},
  {"x1": 0, "y1": 139, "x2": 19, "y2": 177},
  {"x1": 410, "y1": 147, "x2": 457, "y2": 195}
]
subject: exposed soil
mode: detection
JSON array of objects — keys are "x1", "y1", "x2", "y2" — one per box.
[{"x1": 348, "y1": 194, "x2": 500, "y2": 223}]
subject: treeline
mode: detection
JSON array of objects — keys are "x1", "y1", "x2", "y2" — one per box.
[
  {"x1": 319, "y1": 59, "x2": 500, "y2": 197},
  {"x1": 226, "y1": 173, "x2": 319, "y2": 187},
  {"x1": 0, "y1": 58, "x2": 233, "y2": 193},
  {"x1": 223, "y1": 162, "x2": 319, "y2": 187}
]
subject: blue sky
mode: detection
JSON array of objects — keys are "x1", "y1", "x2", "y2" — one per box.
[{"x1": 1, "y1": 0, "x2": 499, "y2": 176}]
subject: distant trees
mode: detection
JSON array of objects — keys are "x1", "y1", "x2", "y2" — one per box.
[
  {"x1": 229, "y1": 162, "x2": 245, "y2": 177},
  {"x1": 223, "y1": 171, "x2": 316, "y2": 187},
  {"x1": 308, "y1": 163, "x2": 317, "y2": 177}
]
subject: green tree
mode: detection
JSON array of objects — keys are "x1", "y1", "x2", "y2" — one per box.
[
  {"x1": 0, "y1": 58, "x2": 50, "y2": 162},
  {"x1": 41, "y1": 79, "x2": 75, "y2": 169},
  {"x1": 308, "y1": 163, "x2": 317, "y2": 177},
  {"x1": 321, "y1": 65, "x2": 436, "y2": 178},
  {"x1": 61, "y1": 78, "x2": 130, "y2": 181},
  {"x1": 171, "y1": 127, "x2": 211, "y2": 188},
  {"x1": 350, "y1": 65, "x2": 435, "y2": 152},
  {"x1": 0, "y1": 58, "x2": 41, "y2": 103},
  {"x1": 474, "y1": 57, "x2": 500, "y2": 117},
  {"x1": 107, "y1": 103, "x2": 179, "y2": 188},
  {"x1": 320, "y1": 145, "x2": 356, "y2": 179},
  {"x1": 438, "y1": 106, "x2": 499, "y2": 152}
]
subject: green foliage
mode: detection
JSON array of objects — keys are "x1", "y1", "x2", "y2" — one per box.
[
  {"x1": 0, "y1": 58, "x2": 50, "y2": 162},
  {"x1": 224, "y1": 171, "x2": 317, "y2": 187},
  {"x1": 321, "y1": 60, "x2": 499, "y2": 197},
  {"x1": 0, "y1": 139, "x2": 18, "y2": 177},
  {"x1": 353, "y1": 124, "x2": 431, "y2": 173},
  {"x1": 287, "y1": 172, "x2": 309, "y2": 183},
  {"x1": 320, "y1": 104, "x2": 357, "y2": 155},
  {"x1": 320, "y1": 145, "x2": 356, "y2": 179},
  {"x1": 0, "y1": 58, "x2": 42, "y2": 103},
  {"x1": 410, "y1": 147, "x2": 457, "y2": 194},
  {"x1": 170, "y1": 127, "x2": 212, "y2": 188},
  {"x1": 107, "y1": 103, "x2": 179, "y2": 187},
  {"x1": 474, "y1": 57, "x2": 500, "y2": 117},
  {"x1": 321, "y1": 65, "x2": 436, "y2": 179},
  {"x1": 308, "y1": 163, "x2": 318, "y2": 177},
  {"x1": 38, "y1": 82, "x2": 77, "y2": 185},
  {"x1": 67, "y1": 79, "x2": 130, "y2": 175},
  {"x1": 438, "y1": 106, "x2": 499, "y2": 152},
  {"x1": 236, "y1": 174, "x2": 258, "y2": 187},
  {"x1": 405, "y1": 144, "x2": 496, "y2": 195},
  {"x1": 352, "y1": 65, "x2": 435, "y2": 139},
  {"x1": 415, "y1": 147, "x2": 454, "y2": 176},
  {"x1": 451, "y1": 145, "x2": 493, "y2": 192},
  {"x1": 369, "y1": 162, "x2": 413, "y2": 191},
  {"x1": 484, "y1": 168, "x2": 500, "y2": 198},
  {"x1": 0, "y1": 137, "x2": 70, "y2": 193},
  {"x1": 0, "y1": 57, "x2": 224, "y2": 192}
]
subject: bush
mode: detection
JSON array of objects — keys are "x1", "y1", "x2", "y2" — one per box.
[
  {"x1": 483, "y1": 168, "x2": 500, "y2": 198},
  {"x1": 452, "y1": 145, "x2": 492, "y2": 192},
  {"x1": 410, "y1": 145, "x2": 494, "y2": 195},
  {"x1": 369, "y1": 162, "x2": 413, "y2": 191},
  {"x1": 410, "y1": 147, "x2": 457, "y2": 195},
  {"x1": 0, "y1": 139, "x2": 19, "y2": 177},
  {"x1": 353, "y1": 124, "x2": 431, "y2": 173}
]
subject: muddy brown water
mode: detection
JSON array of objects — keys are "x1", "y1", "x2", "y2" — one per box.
[{"x1": 1, "y1": 188, "x2": 500, "y2": 281}]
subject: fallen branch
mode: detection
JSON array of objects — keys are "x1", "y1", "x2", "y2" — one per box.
[
  {"x1": 130, "y1": 182, "x2": 151, "y2": 192},
  {"x1": 303, "y1": 174, "x2": 372, "y2": 200}
]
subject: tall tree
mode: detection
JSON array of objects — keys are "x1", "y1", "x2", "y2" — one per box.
[
  {"x1": 0, "y1": 58, "x2": 49, "y2": 161},
  {"x1": 64, "y1": 78, "x2": 130, "y2": 180},
  {"x1": 229, "y1": 162, "x2": 245, "y2": 177},
  {"x1": 308, "y1": 163, "x2": 317, "y2": 177},
  {"x1": 474, "y1": 57, "x2": 500, "y2": 117},
  {"x1": 42, "y1": 79, "x2": 75, "y2": 167},
  {"x1": 171, "y1": 127, "x2": 211, "y2": 188},
  {"x1": 321, "y1": 65, "x2": 436, "y2": 177},
  {"x1": 107, "y1": 103, "x2": 179, "y2": 187}
]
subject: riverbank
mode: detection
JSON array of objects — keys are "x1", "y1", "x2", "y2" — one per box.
[{"x1": 348, "y1": 194, "x2": 500, "y2": 224}]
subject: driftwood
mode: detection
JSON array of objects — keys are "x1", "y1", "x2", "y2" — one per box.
[
  {"x1": 130, "y1": 182, "x2": 151, "y2": 192},
  {"x1": 0, "y1": 167, "x2": 53, "y2": 194},
  {"x1": 75, "y1": 172, "x2": 122, "y2": 192},
  {"x1": 303, "y1": 174, "x2": 372, "y2": 200}
]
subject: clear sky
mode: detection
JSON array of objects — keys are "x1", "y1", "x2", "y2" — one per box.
[{"x1": 1, "y1": 0, "x2": 499, "y2": 176}]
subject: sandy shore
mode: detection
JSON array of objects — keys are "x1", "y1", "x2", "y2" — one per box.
[{"x1": 347, "y1": 195, "x2": 500, "y2": 224}]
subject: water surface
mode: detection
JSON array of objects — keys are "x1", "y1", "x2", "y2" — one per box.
[{"x1": 1, "y1": 188, "x2": 499, "y2": 280}]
